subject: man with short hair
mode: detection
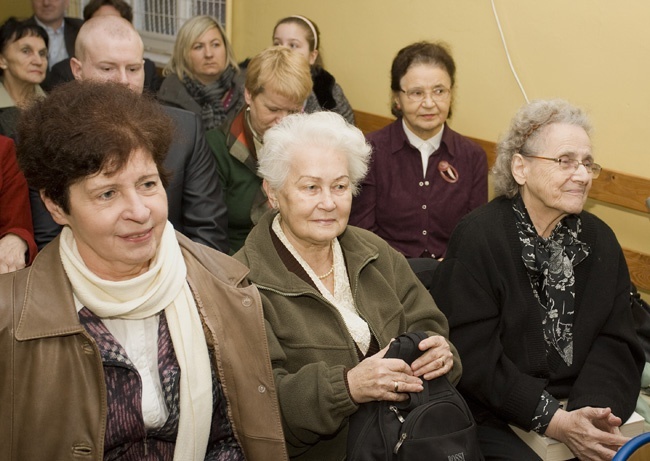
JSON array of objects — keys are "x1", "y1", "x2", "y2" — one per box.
[
  {"x1": 27, "y1": 0, "x2": 83, "y2": 90},
  {"x1": 31, "y1": 15, "x2": 229, "y2": 253},
  {"x1": 48, "y1": 0, "x2": 160, "y2": 92}
]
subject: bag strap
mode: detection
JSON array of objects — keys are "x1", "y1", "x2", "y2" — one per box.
[
  {"x1": 384, "y1": 331, "x2": 428, "y2": 364},
  {"x1": 386, "y1": 332, "x2": 427, "y2": 409},
  {"x1": 386, "y1": 332, "x2": 458, "y2": 411}
]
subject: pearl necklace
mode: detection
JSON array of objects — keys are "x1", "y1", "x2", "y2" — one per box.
[{"x1": 317, "y1": 264, "x2": 334, "y2": 279}]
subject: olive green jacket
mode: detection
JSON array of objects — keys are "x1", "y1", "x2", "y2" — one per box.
[
  {"x1": 0, "y1": 231, "x2": 287, "y2": 461},
  {"x1": 235, "y1": 211, "x2": 461, "y2": 460}
]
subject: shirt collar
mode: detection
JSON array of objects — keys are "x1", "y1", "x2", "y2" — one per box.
[
  {"x1": 402, "y1": 118, "x2": 444, "y2": 152},
  {"x1": 0, "y1": 80, "x2": 46, "y2": 108},
  {"x1": 34, "y1": 16, "x2": 64, "y2": 33},
  {"x1": 0, "y1": 81, "x2": 14, "y2": 108}
]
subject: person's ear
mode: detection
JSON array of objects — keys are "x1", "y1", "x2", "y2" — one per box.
[
  {"x1": 511, "y1": 153, "x2": 527, "y2": 186},
  {"x1": 0, "y1": 54, "x2": 8, "y2": 70},
  {"x1": 262, "y1": 179, "x2": 279, "y2": 209},
  {"x1": 70, "y1": 57, "x2": 83, "y2": 81},
  {"x1": 244, "y1": 87, "x2": 253, "y2": 106},
  {"x1": 40, "y1": 191, "x2": 70, "y2": 226},
  {"x1": 308, "y1": 49, "x2": 318, "y2": 66},
  {"x1": 392, "y1": 92, "x2": 401, "y2": 111}
]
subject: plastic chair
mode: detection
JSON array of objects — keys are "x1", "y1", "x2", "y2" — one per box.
[{"x1": 613, "y1": 432, "x2": 650, "y2": 461}]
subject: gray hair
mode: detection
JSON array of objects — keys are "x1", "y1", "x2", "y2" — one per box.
[
  {"x1": 492, "y1": 99, "x2": 593, "y2": 198},
  {"x1": 258, "y1": 111, "x2": 371, "y2": 195}
]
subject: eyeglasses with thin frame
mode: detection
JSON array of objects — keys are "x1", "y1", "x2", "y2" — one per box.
[
  {"x1": 521, "y1": 153, "x2": 602, "y2": 179},
  {"x1": 400, "y1": 86, "x2": 451, "y2": 103}
]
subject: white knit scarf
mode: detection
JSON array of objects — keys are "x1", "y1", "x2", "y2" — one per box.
[{"x1": 59, "y1": 222, "x2": 212, "y2": 461}]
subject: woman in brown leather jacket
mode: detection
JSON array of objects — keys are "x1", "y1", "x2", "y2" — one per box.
[{"x1": 0, "y1": 80, "x2": 287, "y2": 461}]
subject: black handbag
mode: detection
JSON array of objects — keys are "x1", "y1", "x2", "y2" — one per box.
[{"x1": 347, "y1": 332, "x2": 483, "y2": 461}]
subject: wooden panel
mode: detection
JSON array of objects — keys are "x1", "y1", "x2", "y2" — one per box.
[
  {"x1": 630, "y1": 443, "x2": 650, "y2": 461},
  {"x1": 354, "y1": 110, "x2": 393, "y2": 134},
  {"x1": 467, "y1": 136, "x2": 497, "y2": 168},
  {"x1": 624, "y1": 249, "x2": 650, "y2": 292},
  {"x1": 353, "y1": 109, "x2": 650, "y2": 291},
  {"x1": 590, "y1": 168, "x2": 650, "y2": 214}
]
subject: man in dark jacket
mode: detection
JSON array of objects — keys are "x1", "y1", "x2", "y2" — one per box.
[
  {"x1": 27, "y1": 0, "x2": 84, "y2": 91},
  {"x1": 47, "y1": 0, "x2": 161, "y2": 93},
  {"x1": 29, "y1": 15, "x2": 229, "y2": 253}
]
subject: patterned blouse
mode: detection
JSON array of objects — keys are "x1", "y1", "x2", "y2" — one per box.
[{"x1": 512, "y1": 195, "x2": 590, "y2": 433}]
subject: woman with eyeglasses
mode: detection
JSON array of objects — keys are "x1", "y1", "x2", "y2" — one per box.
[
  {"x1": 349, "y1": 41, "x2": 487, "y2": 261},
  {"x1": 431, "y1": 99, "x2": 644, "y2": 460}
]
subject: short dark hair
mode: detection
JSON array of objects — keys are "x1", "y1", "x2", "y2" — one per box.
[
  {"x1": 390, "y1": 41, "x2": 456, "y2": 118},
  {"x1": 17, "y1": 80, "x2": 173, "y2": 213},
  {"x1": 0, "y1": 17, "x2": 49, "y2": 76},
  {"x1": 83, "y1": 0, "x2": 133, "y2": 22}
]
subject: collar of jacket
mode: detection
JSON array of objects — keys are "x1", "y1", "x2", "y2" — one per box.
[
  {"x1": 15, "y1": 230, "x2": 251, "y2": 341},
  {"x1": 311, "y1": 66, "x2": 336, "y2": 110},
  {"x1": 388, "y1": 118, "x2": 459, "y2": 159},
  {"x1": 226, "y1": 107, "x2": 258, "y2": 173},
  {"x1": 236, "y1": 211, "x2": 379, "y2": 295},
  {"x1": 157, "y1": 74, "x2": 203, "y2": 116}
]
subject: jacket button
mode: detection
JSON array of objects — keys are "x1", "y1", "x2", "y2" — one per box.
[
  {"x1": 258, "y1": 385, "x2": 267, "y2": 393},
  {"x1": 242, "y1": 296, "x2": 253, "y2": 307},
  {"x1": 71, "y1": 443, "x2": 93, "y2": 455},
  {"x1": 81, "y1": 342, "x2": 94, "y2": 355}
]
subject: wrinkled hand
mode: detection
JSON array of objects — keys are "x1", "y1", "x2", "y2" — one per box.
[
  {"x1": 410, "y1": 335, "x2": 454, "y2": 380},
  {"x1": 0, "y1": 233, "x2": 28, "y2": 274},
  {"x1": 347, "y1": 344, "x2": 424, "y2": 404},
  {"x1": 545, "y1": 407, "x2": 628, "y2": 461}
]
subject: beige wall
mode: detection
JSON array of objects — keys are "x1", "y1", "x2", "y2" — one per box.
[
  {"x1": 2, "y1": 1, "x2": 647, "y2": 297},
  {"x1": 232, "y1": 0, "x2": 650, "y2": 298},
  {"x1": 0, "y1": 1, "x2": 32, "y2": 21}
]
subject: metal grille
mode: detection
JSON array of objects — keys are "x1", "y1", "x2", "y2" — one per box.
[{"x1": 68, "y1": 0, "x2": 227, "y2": 36}]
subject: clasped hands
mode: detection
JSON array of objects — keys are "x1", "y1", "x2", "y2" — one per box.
[
  {"x1": 546, "y1": 406, "x2": 630, "y2": 461},
  {"x1": 347, "y1": 335, "x2": 453, "y2": 404}
]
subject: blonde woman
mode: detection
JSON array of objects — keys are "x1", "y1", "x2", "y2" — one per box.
[
  {"x1": 205, "y1": 46, "x2": 312, "y2": 253},
  {"x1": 158, "y1": 15, "x2": 244, "y2": 130}
]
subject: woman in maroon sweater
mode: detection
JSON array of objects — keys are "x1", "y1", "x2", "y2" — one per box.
[{"x1": 349, "y1": 41, "x2": 487, "y2": 260}]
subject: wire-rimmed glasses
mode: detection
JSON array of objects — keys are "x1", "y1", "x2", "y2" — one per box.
[
  {"x1": 522, "y1": 154, "x2": 602, "y2": 179},
  {"x1": 400, "y1": 86, "x2": 451, "y2": 103}
]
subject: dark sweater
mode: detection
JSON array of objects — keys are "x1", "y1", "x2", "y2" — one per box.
[{"x1": 432, "y1": 195, "x2": 644, "y2": 430}]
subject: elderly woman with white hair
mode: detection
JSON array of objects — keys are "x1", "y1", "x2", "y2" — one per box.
[
  {"x1": 432, "y1": 99, "x2": 644, "y2": 461},
  {"x1": 234, "y1": 111, "x2": 461, "y2": 460}
]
